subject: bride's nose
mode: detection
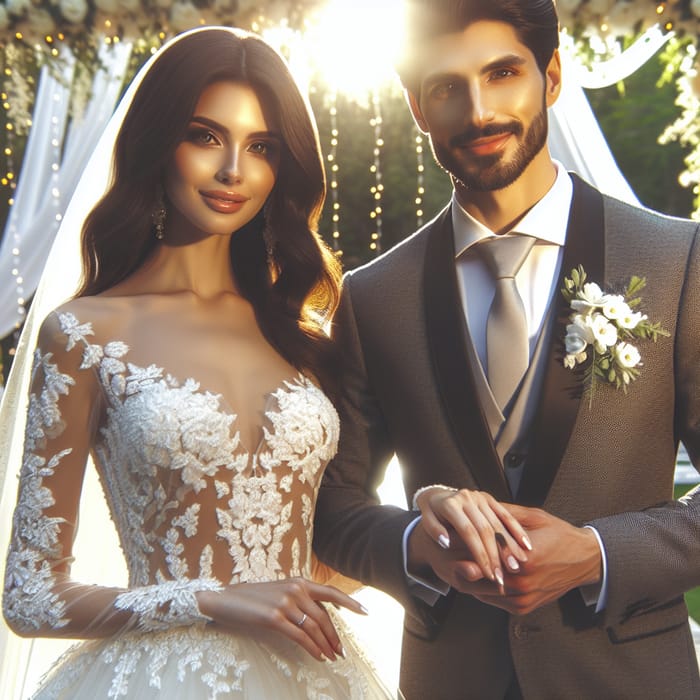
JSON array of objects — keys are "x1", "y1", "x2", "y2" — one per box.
[{"x1": 215, "y1": 151, "x2": 243, "y2": 185}]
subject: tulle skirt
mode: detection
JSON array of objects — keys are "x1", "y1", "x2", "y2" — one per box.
[{"x1": 31, "y1": 613, "x2": 396, "y2": 699}]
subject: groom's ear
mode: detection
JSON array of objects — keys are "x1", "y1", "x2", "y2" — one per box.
[
  {"x1": 544, "y1": 49, "x2": 562, "y2": 108},
  {"x1": 406, "y1": 89, "x2": 429, "y2": 133}
]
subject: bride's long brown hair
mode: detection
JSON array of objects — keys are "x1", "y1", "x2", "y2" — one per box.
[{"x1": 76, "y1": 28, "x2": 341, "y2": 393}]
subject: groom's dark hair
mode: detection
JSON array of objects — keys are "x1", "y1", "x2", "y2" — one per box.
[{"x1": 396, "y1": 0, "x2": 560, "y2": 96}]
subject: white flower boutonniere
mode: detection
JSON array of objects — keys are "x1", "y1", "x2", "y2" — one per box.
[{"x1": 561, "y1": 265, "x2": 670, "y2": 407}]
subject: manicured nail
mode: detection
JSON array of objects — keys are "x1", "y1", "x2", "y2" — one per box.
[
  {"x1": 336, "y1": 643, "x2": 346, "y2": 658},
  {"x1": 522, "y1": 534, "x2": 533, "y2": 551},
  {"x1": 438, "y1": 533, "x2": 450, "y2": 549},
  {"x1": 507, "y1": 555, "x2": 520, "y2": 571},
  {"x1": 494, "y1": 567, "x2": 504, "y2": 587},
  {"x1": 320, "y1": 653, "x2": 328, "y2": 662},
  {"x1": 359, "y1": 604, "x2": 369, "y2": 615}
]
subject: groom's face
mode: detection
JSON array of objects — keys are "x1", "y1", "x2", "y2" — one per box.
[{"x1": 407, "y1": 20, "x2": 561, "y2": 192}]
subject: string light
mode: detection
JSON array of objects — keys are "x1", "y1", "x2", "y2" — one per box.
[
  {"x1": 414, "y1": 128, "x2": 425, "y2": 228},
  {"x1": 368, "y1": 90, "x2": 383, "y2": 255},
  {"x1": 326, "y1": 90, "x2": 342, "y2": 256}
]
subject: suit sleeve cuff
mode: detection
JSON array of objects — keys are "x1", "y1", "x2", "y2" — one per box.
[
  {"x1": 402, "y1": 515, "x2": 450, "y2": 605},
  {"x1": 580, "y1": 524, "x2": 608, "y2": 613}
]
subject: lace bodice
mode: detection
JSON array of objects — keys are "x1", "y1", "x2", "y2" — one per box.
[{"x1": 3, "y1": 309, "x2": 340, "y2": 635}]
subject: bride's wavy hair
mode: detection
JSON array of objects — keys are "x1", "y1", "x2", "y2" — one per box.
[{"x1": 77, "y1": 27, "x2": 341, "y2": 393}]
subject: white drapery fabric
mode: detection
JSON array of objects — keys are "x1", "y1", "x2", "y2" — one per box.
[{"x1": 0, "y1": 41, "x2": 132, "y2": 341}]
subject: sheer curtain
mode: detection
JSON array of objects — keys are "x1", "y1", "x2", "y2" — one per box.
[
  {"x1": 0, "y1": 40, "x2": 132, "y2": 341},
  {"x1": 0, "y1": 40, "x2": 133, "y2": 700}
]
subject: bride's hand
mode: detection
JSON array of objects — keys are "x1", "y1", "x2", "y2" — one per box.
[
  {"x1": 415, "y1": 486, "x2": 532, "y2": 588},
  {"x1": 196, "y1": 578, "x2": 366, "y2": 661}
]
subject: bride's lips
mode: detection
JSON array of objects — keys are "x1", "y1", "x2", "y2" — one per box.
[
  {"x1": 462, "y1": 132, "x2": 512, "y2": 156},
  {"x1": 200, "y1": 190, "x2": 250, "y2": 213}
]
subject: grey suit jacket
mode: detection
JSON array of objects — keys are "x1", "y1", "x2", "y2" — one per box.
[{"x1": 314, "y1": 176, "x2": 700, "y2": 699}]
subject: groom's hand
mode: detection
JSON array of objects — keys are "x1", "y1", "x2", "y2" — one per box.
[
  {"x1": 472, "y1": 505, "x2": 603, "y2": 615},
  {"x1": 407, "y1": 518, "x2": 493, "y2": 590}
]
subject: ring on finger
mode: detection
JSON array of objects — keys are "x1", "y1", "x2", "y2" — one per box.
[{"x1": 296, "y1": 613, "x2": 307, "y2": 627}]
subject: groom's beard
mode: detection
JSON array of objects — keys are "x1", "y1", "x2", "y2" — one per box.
[{"x1": 431, "y1": 103, "x2": 549, "y2": 192}]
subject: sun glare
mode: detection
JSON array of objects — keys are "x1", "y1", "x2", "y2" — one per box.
[{"x1": 299, "y1": 0, "x2": 405, "y2": 98}]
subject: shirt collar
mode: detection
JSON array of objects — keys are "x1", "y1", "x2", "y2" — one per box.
[{"x1": 452, "y1": 160, "x2": 573, "y2": 258}]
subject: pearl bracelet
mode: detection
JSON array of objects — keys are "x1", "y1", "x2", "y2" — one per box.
[{"x1": 411, "y1": 484, "x2": 458, "y2": 511}]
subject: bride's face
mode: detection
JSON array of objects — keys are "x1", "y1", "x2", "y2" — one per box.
[{"x1": 163, "y1": 80, "x2": 281, "y2": 239}]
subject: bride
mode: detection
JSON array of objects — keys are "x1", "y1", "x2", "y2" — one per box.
[{"x1": 1, "y1": 26, "x2": 396, "y2": 699}]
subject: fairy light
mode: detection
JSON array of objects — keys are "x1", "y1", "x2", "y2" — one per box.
[
  {"x1": 414, "y1": 128, "x2": 425, "y2": 228},
  {"x1": 326, "y1": 90, "x2": 342, "y2": 256},
  {"x1": 368, "y1": 90, "x2": 383, "y2": 255}
]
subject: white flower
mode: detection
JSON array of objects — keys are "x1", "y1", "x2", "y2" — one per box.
[
  {"x1": 59, "y1": 0, "x2": 88, "y2": 23},
  {"x1": 119, "y1": 0, "x2": 142, "y2": 13},
  {"x1": 591, "y1": 313, "x2": 618, "y2": 349},
  {"x1": 564, "y1": 321, "x2": 591, "y2": 355},
  {"x1": 570, "y1": 282, "x2": 610, "y2": 312},
  {"x1": 6, "y1": 0, "x2": 30, "y2": 17},
  {"x1": 587, "y1": 0, "x2": 615, "y2": 13},
  {"x1": 614, "y1": 342, "x2": 642, "y2": 369},
  {"x1": 170, "y1": 1, "x2": 202, "y2": 31},
  {"x1": 618, "y1": 310, "x2": 647, "y2": 330},
  {"x1": 94, "y1": 0, "x2": 119, "y2": 12},
  {"x1": 690, "y1": 0, "x2": 700, "y2": 20},
  {"x1": 564, "y1": 351, "x2": 587, "y2": 370},
  {"x1": 601, "y1": 294, "x2": 631, "y2": 320}
]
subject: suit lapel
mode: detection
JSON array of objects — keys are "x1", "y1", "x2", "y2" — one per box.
[
  {"x1": 518, "y1": 174, "x2": 605, "y2": 505},
  {"x1": 423, "y1": 207, "x2": 510, "y2": 500}
]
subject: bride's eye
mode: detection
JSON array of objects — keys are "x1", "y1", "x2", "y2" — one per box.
[
  {"x1": 186, "y1": 127, "x2": 219, "y2": 146},
  {"x1": 249, "y1": 141, "x2": 270, "y2": 155}
]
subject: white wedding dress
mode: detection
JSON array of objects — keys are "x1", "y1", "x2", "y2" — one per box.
[{"x1": 3, "y1": 305, "x2": 394, "y2": 699}]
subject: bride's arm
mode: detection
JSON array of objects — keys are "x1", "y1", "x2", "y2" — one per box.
[
  {"x1": 2, "y1": 311, "x2": 147, "y2": 639},
  {"x1": 2, "y1": 312, "x2": 365, "y2": 661}
]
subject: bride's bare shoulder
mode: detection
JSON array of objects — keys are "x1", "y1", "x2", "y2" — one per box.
[{"x1": 45, "y1": 295, "x2": 139, "y2": 340}]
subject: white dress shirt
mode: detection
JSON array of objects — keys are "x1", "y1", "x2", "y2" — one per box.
[{"x1": 404, "y1": 163, "x2": 608, "y2": 610}]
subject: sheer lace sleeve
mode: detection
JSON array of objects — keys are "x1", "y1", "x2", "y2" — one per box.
[{"x1": 2, "y1": 311, "x2": 221, "y2": 638}]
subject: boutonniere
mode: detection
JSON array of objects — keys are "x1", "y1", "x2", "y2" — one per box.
[{"x1": 561, "y1": 265, "x2": 670, "y2": 406}]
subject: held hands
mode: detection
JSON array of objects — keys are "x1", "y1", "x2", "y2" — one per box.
[
  {"x1": 413, "y1": 486, "x2": 532, "y2": 590},
  {"x1": 196, "y1": 578, "x2": 367, "y2": 661},
  {"x1": 411, "y1": 488, "x2": 603, "y2": 615}
]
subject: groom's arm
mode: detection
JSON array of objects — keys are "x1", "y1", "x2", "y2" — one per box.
[
  {"x1": 313, "y1": 274, "x2": 420, "y2": 610},
  {"x1": 588, "y1": 223, "x2": 700, "y2": 626}
]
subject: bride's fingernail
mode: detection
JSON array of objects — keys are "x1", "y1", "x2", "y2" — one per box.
[
  {"x1": 359, "y1": 604, "x2": 369, "y2": 615},
  {"x1": 522, "y1": 534, "x2": 533, "y2": 551},
  {"x1": 494, "y1": 568, "x2": 504, "y2": 587},
  {"x1": 438, "y1": 533, "x2": 450, "y2": 549},
  {"x1": 507, "y1": 555, "x2": 520, "y2": 571},
  {"x1": 336, "y1": 643, "x2": 346, "y2": 658}
]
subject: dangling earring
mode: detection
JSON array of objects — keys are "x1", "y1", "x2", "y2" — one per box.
[
  {"x1": 152, "y1": 193, "x2": 166, "y2": 240},
  {"x1": 262, "y1": 202, "x2": 275, "y2": 267}
]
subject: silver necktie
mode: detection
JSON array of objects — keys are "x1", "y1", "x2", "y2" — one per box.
[{"x1": 477, "y1": 235, "x2": 536, "y2": 413}]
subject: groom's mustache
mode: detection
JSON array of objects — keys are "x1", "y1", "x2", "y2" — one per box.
[{"x1": 449, "y1": 121, "x2": 523, "y2": 148}]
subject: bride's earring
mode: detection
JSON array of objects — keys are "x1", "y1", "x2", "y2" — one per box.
[
  {"x1": 262, "y1": 202, "x2": 275, "y2": 267},
  {"x1": 152, "y1": 193, "x2": 166, "y2": 240}
]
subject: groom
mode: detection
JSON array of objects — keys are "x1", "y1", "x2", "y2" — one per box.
[{"x1": 314, "y1": 0, "x2": 700, "y2": 697}]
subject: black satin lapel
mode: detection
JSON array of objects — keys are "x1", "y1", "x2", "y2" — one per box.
[
  {"x1": 423, "y1": 209, "x2": 510, "y2": 500},
  {"x1": 518, "y1": 175, "x2": 605, "y2": 506}
]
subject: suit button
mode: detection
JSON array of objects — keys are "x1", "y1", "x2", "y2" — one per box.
[
  {"x1": 505, "y1": 453, "x2": 523, "y2": 469},
  {"x1": 512, "y1": 623, "x2": 528, "y2": 641}
]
